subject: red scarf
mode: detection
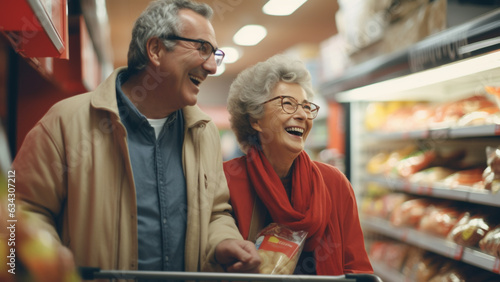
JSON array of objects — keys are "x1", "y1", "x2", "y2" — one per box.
[{"x1": 246, "y1": 146, "x2": 337, "y2": 274}]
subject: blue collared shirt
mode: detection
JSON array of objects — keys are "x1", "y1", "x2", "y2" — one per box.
[{"x1": 116, "y1": 71, "x2": 187, "y2": 272}]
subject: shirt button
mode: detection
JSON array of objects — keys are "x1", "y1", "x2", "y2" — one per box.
[{"x1": 163, "y1": 218, "x2": 167, "y2": 224}]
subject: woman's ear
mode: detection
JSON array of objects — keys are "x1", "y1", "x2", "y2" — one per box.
[
  {"x1": 250, "y1": 118, "x2": 262, "y2": 132},
  {"x1": 146, "y1": 37, "x2": 162, "y2": 67}
]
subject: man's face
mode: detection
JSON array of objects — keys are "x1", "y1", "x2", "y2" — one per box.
[{"x1": 157, "y1": 9, "x2": 219, "y2": 110}]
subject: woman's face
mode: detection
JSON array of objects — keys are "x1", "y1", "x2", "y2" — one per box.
[{"x1": 252, "y1": 82, "x2": 313, "y2": 157}]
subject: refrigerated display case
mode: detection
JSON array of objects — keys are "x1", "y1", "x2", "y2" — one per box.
[{"x1": 320, "y1": 7, "x2": 500, "y2": 281}]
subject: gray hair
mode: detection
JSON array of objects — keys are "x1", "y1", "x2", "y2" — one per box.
[
  {"x1": 127, "y1": 0, "x2": 213, "y2": 74},
  {"x1": 227, "y1": 54, "x2": 315, "y2": 153}
]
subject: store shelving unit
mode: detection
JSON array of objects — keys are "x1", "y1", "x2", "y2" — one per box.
[{"x1": 320, "y1": 7, "x2": 500, "y2": 281}]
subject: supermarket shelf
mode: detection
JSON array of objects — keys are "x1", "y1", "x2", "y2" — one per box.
[
  {"x1": 361, "y1": 216, "x2": 499, "y2": 274},
  {"x1": 462, "y1": 248, "x2": 500, "y2": 274},
  {"x1": 365, "y1": 176, "x2": 500, "y2": 207},
  {"x1": 319, "y1": 8, "x2": 500, "y2": 98},
  {"x1": 363, "y1": 124, "x2": 500, "y2": 141}
]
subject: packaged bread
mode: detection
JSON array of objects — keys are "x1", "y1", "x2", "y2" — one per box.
[
  {"x1": 254, "y1": 223, "x2": 307, "y2": 274},
  {"x1": 483, "y1": 146, "x2": 500, "y2": 193},
  {"x1": 447, "y1": 212, "x2": 496, "y2": 247},
  {"x1": 479, "y1": 225, "x2": 500, "y2": 258}
]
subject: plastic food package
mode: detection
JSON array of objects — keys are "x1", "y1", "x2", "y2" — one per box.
[
  {"x1": 441, "y1": 168, "x2": 484, "y2": 189},
  {"x1": 390, "y1": 198, "x2": 431, "y2": 227},
  {"x1": 447, "y1": 213, "x2": 494, "y2": 247},
  {"x1": 408, "y1": 166, "x2": 455, "y2": 185},
  {"x1": 418, "y1": 205, "x2": 463, "y2": 237},
  {"x1": 483, "y1": 146, "x2": 500, "y2": 193},
  {"x1": 395, "y1": 149, "x2": 436, "y2": 178},
  {"x1": 255, "y1": 223, "x2": 307, "y2": 274},
  {"x1": 479, "y1": 225, "x2": 500, "y2": 258}
]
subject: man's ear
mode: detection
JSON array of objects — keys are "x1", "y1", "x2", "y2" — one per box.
[
  {"x1": 250, "y1": 118, "x2": 262, "y2": 132},
  {"x1": 146, "y1": 37, "x2": 163, "y2": 67}
]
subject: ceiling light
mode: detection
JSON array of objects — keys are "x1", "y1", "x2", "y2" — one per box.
[
  {"x1": 221, "y1": 47, "x2": 241, "y2": 64},
  {"x1": 233, "y1": 25, "x2": 267, "y2": 46},
  {"x1": 263, "y1": 0, "x2": 308, "y2": 16}
]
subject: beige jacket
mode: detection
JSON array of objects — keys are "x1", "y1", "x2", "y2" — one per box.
[{"x1": 13, "y1": 67, "x2": 242, "y2": 277}]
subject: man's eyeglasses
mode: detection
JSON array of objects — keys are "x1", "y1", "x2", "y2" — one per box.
[
  {"x1": 163, "y1": 35, "x2": 225, "y2": 66},
  {"x1": 262, "y1": 95, "x2": 320, "y2": 120}
]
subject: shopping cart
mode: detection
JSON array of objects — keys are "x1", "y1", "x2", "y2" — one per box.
[{"x1": 79, "y1": 267, "x2": 383, "y2": 282}]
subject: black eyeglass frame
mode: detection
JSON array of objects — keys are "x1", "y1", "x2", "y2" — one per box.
[
  {"x1": 262, "y1": 95, "x2": 320, "y2": 120},
  {"x1": 162, "y1": 35, "x2": 225, "y2": 66}
]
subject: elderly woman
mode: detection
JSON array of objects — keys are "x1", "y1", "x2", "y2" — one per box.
[{"x1": 223, "y1": 54, "x2": 373, "y2": 275}]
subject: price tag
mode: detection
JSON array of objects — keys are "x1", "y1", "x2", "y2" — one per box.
[
  {"x1": 400, "y1": 229, "x2": 409, "y2": 242},
  {"x1": 493, "y1": 258, "x2": 500, "y2": 273},
  {"x1": 452, "y1": 245, "x2": 463, "y2": 260},
  {"x1": 430, "y1": 128, "x2": 449, "y2": 139},
  {"x1": 417, "y1": 186, "x2": 432, "y2": 195},
  {"x1": 403, "y1": 181, "x2": 411, "y2": 193}
]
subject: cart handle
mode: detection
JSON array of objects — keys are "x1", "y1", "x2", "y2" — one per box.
[{"x1": 79, "y1": 267, "x2": 382, "y2": 282}]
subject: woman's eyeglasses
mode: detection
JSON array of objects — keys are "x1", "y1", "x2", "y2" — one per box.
[{"x1": 262, "y1": 95, "x2": 320, "y2": 120}]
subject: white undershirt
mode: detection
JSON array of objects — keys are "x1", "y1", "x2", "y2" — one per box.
[{"x1": 147, "y1": 117, "x2": 168, "y2": 139}]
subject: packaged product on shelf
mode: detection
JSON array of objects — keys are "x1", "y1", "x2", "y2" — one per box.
[
  {"x1": 428, "y1": 261, "x2": 497, "y2": 282},
  {"x1": 366, "y1": 151, "x2": 390, "y2": 175},
  {"x1": 361, "y1": 191, "x2": 409, "y2": 219},
  {"x1": 456, "y1": 106, "x2": 500, "y2": 127},
  {"x1": 401, "y1": 247, "x2": 427, "y2": 279},
  {"x1": 483, "y1": 146, "x2": 500, "y2": 193},
  {"x1": 418, "y1": 204, "x2": 463, "y2": 237},
  {"x1": 479, "y1": 225, "x2": 500, "y2": 258},
  {"x1": 390, "y1": 198, "x2": 435, "y2": 227},
  {"x1": 395, "y1": 149, "x2": 436, "y2": 178},
  {"x1": 368, "y1": 240, "x2": 409, "y2": 271},
  {"x1": 485, "y1": 85, "x2": 500, "y2": 109},
  {"x1": 413, "y1": 252, "x2": 452, "y2": 282},
  {"x1": 440, "y1": 168, "x2": 485, "y2": 189},
  {"x1": 336, "y1": 0, "x2": 447, "y2": 65},
  {"x1": 254, "y1": 223, "x2": 307, "y2": 274},
  {"x1": 408, "y1": 166, "x2": 456, "y2": 185},
  {"x1": 394, "y1": 146, "x2": 468, "y2": 179},
  {"x1": 382, "y1": 145, "x2": 418, "y2": 177},
  {"x1": 429, "y1": 95, "x2": 496, "y2": 129},
  {"x1": 447, "y1": 212, "x2": 498, "y2": 247}
]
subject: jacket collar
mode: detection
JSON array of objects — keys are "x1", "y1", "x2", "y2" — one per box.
[{"x1": 90, "y1": 67, "x2": 212, "y2": 128}]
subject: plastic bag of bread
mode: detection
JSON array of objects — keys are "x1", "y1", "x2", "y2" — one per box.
[
  {"x1": 254, "y1": 223, "x2": 307, "y2": 274},
  {"x1": 447, "y1": 212, "x2": 496, "y2": 247},
  {"x1": 395, "y1": 149, "x2": 436, "y2": 178},
  {"x1": 479, "y1": 225, "x2": 500, "y2": 258},
  {"x1": 483, "y1": 146, "x2": 500, "y2": 193},
  {"x1": 418, "y1": 204, "x2": 463, "y2": 237},
  {"x1": 390, "y1": 198, "x2": 433, "y2": 227}
]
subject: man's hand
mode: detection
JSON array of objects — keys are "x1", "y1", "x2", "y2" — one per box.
[{"x1": 214, "y1": 239, "x2": 261, "y2": 273}]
